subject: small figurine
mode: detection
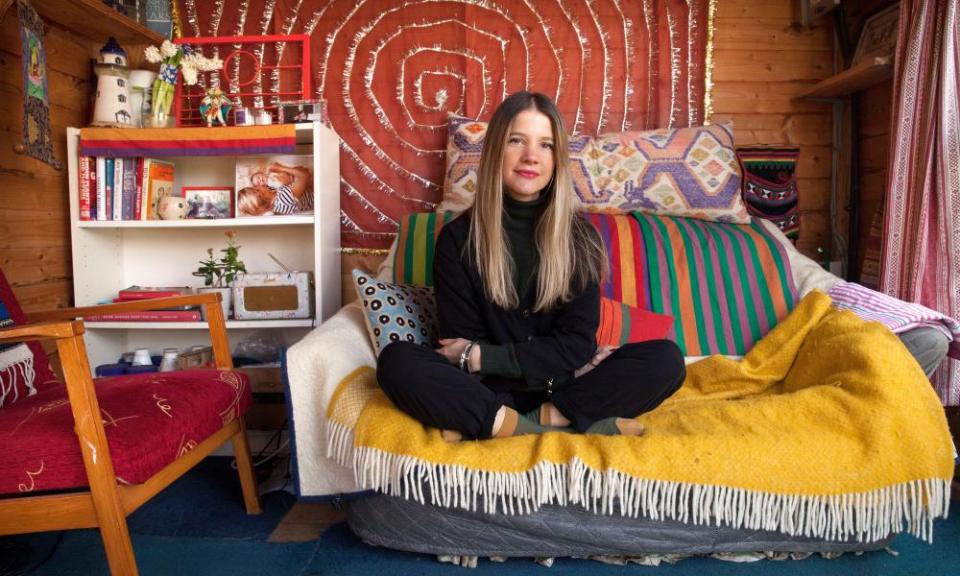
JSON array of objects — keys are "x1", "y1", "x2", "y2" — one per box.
[{"x1": 199, "y1": 85, "x2": 232, "y2": 127}]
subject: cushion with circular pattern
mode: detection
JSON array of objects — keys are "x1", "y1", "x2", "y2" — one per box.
[{"x1": 352, "y1": 269, "x2": 439, "y2": 356}]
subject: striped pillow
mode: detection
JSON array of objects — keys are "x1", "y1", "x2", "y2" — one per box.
[
  {"x1": 584, "y1": 212, "x2": 797, "y2": 356},
  {"x1": 597, "y1": 297, "x2": 673, "y2": 348},
  {"x1": 392, "y1": 211, "x2": 455, "y2": 286}
]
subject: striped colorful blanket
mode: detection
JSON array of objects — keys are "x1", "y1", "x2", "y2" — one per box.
[
  {"x1": 829, "y1": 281, "x2": 960, "y2": 359},
  {"x1": 78, "y1": 125, "x2": 297, "y2": 157},
  {"x1": 392, "y1": 211, "x2": 796, "y2": 357}
]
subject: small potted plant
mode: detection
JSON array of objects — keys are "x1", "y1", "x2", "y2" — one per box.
[{"x1": 194, "y1": 230, "x2": 246, "y2": 318}]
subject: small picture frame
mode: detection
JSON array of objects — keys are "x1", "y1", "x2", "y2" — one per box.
[
  {"x1": 182, "y1": 186, "x2": 233, "y2": 219},
  {"x1": 279, "y1": 99, "x2": 327, "y2": 124},
  {"x1": 852, "y1": 3, "x2": 899, "y2": 66},
  {"x1": 235, "y1": 155, "x2": 314, "y2": 217}
]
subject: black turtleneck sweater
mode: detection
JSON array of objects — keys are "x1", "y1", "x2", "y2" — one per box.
[{"x1": 433, "y1": 200, "x2": 600, "y2": 392}]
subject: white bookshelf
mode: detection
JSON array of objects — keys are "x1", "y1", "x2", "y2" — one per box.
[{"x1": 66, "y1": 122, "x2": 341, "y2": 368}]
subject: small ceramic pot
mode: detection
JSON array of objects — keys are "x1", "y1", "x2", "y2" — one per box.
[
  {"x1": 158, "y1": 195, "x2": 188, "y2": 220},
  {"x1": 197, "y1": 286, "x2": 232, "y2": 320}
]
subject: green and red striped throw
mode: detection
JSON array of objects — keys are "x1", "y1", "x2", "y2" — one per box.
[{"x1": 393, "y1": 211, "x2": 797, "y2": 356}]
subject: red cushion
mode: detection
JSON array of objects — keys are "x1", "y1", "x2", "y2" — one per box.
[
  {"x1": 0, "y1": 369, "x2": 251, "y2": 495},
  {"x1": 596, "y1": 297, "x2": 674, "y2": 348},
  {"x1": 0, "y1": 269, "x2": 60, "y2": 407}
]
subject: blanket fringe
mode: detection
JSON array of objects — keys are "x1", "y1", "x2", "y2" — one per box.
[{"x1": 325, "y1": 421, "x2": 950, "y2": 543}]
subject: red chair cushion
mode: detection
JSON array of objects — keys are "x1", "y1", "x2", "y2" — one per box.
[
  {"x1": 0, "y1": 269, "x2": 60, "y2": 407},
  {"x1": 0, "y1": 369, "x2": 252, "y2": 495}
]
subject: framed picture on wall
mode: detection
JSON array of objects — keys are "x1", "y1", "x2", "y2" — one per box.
[
  {"x1": 852, "y1": 3, "x2": 899, "y2": 66},
  {"x1": 182, "y1": 186, "x2": 232, "y2": 219}
]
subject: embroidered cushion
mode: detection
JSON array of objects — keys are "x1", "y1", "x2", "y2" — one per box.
[
  {"x1": 0, "y1": 269, "x2": 59, "y2": 408},
  {"x1": 738, "y1": 147, "x2": 800, "y2": 241},
  {"x1": 441, "y1": 114, "x2": 749, "y2": 223},
  {"x1": 353, "y1": 269, "x2": 439, "y2": 355},
  {"x1": 0, "y1": 369, "x2": 251, "y2": 495},
  {"x1": 597, "y1": 297, "x2": 674, "y2": 347}
]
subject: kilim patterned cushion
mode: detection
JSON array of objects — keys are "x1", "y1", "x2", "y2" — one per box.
[
  {"x1": 571, "y1": 124, "x2": 748, "y2": 223},
  {"x1": 737, "y1": 147, "x2": 800, "y2": 241},
  {"x1": 441, "y1": 114, "x2": 749, "y2": 223}
]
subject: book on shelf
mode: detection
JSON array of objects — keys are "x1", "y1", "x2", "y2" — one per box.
[
  {"x1": 146, "y1": 160, "x2": 176, "y2": 220},
  {"x1": 116, "y1": 285, "x2": 193, "y2": 299},
  {"x1": 78, "y1": 157, "x2": 176, "y2": 221},
  {"x1": 78, "y1": 156, "x2": 92, "y2": 220},
  {"x1": 83, "y1": 308, "x2": 202, "y2": 322}
]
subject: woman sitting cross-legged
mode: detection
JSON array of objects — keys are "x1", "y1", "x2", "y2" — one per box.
[{"x1": 377, "y1": 91, "x2": 686, "y2": 441}]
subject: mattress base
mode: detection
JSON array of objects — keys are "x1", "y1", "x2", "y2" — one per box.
[{"x1": 348, "y1": 493, "x2": 895, "y2": 559}]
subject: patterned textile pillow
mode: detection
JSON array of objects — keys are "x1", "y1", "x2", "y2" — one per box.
[
  {"x1": 737, "y1": 147, "x2": 800, "y2": 241},
  {"x1": 597, "y1": 297, "x2": 674, "y2": 348},
  {"x1": 0, "y1": 269, "x2": 58, "y2": 407},
  {"x1": 571, "y1": 124, "x2": 748, "y2": 223},
  {"x1": 441, "y1": 113, "x2": 748, "y2": 223},
  {"x1": 392, "y1": 211, "x2": 456, "y2": 286},
  {"x1": 353, "y1": 269, "x2": 439, "y2": 356}
]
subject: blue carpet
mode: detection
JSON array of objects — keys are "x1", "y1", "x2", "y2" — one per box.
[{"x1": 6, "y1": 457, "x2": 959, "y2": 575}]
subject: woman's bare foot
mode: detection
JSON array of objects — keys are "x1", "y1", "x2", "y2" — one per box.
[{"x1": 441, "y1": 429, "x2": 463, "y2": 442}]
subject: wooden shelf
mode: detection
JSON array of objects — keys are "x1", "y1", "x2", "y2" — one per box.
[
  {"x1": 77, "y1": 216, "x2": 315, "y2": 229},
  {"x1": 794, "y1": 56, "x2": 894, "y2": 100},
  {"x1": 32, "y1": 0, "x2": 163, "y2": 46},
  {"x1": 85, "y1": 319, "x2": 315, "y2": 330}
]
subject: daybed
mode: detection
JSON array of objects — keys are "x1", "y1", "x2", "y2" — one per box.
[{"x1": 284, "y1": 121, "x2": 957, "y2": 563}]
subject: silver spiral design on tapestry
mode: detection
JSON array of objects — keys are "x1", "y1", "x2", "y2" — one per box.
[{"x1": 177, "y1": 0, "x2": 705, "y2": 245}]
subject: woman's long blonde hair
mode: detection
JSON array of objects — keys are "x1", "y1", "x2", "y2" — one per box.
[{"x1": 469, "y1": 92, "x2": 607, "y2": 312}]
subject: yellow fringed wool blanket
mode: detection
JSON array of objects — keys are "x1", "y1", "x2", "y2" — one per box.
[{"x1": 326, "y1": 291, "x2": 954, "y2": 542}]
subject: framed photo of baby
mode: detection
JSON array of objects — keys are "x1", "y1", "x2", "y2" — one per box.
[
  {"x1": 183, "y1": 186, "x2": 232, "y2": 219},
  {"x1": 235, "y1": 155, "x2": 315, "y2": 217}
]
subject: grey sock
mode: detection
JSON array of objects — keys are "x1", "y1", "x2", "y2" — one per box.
[
  {"x1": 586, "y1": 417, "x2": 644, "y2": 436},
  {"x1": 522, "y1": 406, "x2": 574, "y2": 432}
]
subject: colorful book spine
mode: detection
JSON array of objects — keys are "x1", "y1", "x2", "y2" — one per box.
[
  {"x1": 78, "y1": 156, "x2": 91, "y2": 220},
  {"x1": 139, "y1": 158, "x2": 152, "y2": 220},
  {"x1": 121, "y1": 157, "x2": 137, "y2": 220},
  {"x1": 95, "y1": 157, "x2": 106, "y2": 221},
  {"x1": 84, "y1": 309, "x2": 202, "y2": 322},
  {"x1": 133, "y1": 157, "x2": 144, "y2": 220},
  {"x1": 112, "y1": 157, "x2": 124, "y2": 221},
  {"x1": 117, "y1": 286, "x2": 192, "y2": 299},
  {"x1": 103, "y1": 158, "x2": 114, "y2": 221}
]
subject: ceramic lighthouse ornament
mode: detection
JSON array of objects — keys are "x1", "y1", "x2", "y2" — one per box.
[{"x1": 91, "y1": 37, "x2": 134, "y2": 127}]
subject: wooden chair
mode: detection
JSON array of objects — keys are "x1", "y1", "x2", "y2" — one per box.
[{"x1": 0, "y1": 288, "x2": 260, "y2": 576}]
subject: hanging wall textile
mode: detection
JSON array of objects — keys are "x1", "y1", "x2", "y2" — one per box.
[
  {"x1": 16, "y1": 0, "x2": 59, "y2": 169},
  {"x1": 78, "y1": 125, "x2": 296, "y2": 157},
  {"x1": 176, "y1": 0, "x2": 715, "y2": 250},
  {"x1": 737, "y1": 147, "x2": 800, "y2": 242},
  {"x1": 880, "y1": 0, "x2": 960, "y2": 405}
]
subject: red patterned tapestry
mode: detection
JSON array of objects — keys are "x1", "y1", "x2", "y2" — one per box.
[
  {"x1": 176, "y1": 0, "x2": 714, "y2": 251},
  {"x1": 880, "y1": 0, "x2": 960, "y2": 406}
]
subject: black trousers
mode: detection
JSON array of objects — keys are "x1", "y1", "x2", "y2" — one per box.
[{"x1": 376, "y1": 340, "x2": 686, "y2": 439}]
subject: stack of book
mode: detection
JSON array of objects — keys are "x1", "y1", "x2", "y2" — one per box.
[
  {"x1": 77, "y1": 157, "x2": 176, "y2": 221},
  {"x1": 84, "y1": 286, "x2": 201, "y2": 322}
]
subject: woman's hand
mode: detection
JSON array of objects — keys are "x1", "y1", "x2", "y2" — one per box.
[
  {"x1": 436, "y1": 338, "x2": 471, "y2": 366},
  {"x1": 574, "y1": 345, "x2": 618, "y2": 378}
]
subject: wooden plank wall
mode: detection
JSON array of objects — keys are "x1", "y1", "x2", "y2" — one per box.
[
  {"x1": 0, "y1": 5, "x2": 87, "y2": 313},
  {"x1": 711, "y1": 0, "x2": 835, "y2": 260}
]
